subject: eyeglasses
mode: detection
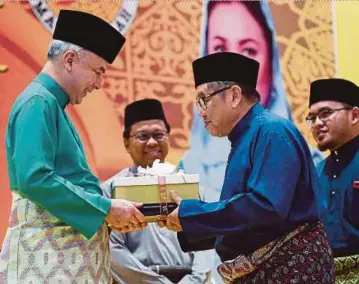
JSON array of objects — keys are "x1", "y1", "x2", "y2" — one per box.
[
  {"x1": 129, "y1": 131, "x2": 168, "y2": 143},
  {"x1": 196, "y1": 86, "x2": 233, "y2": 110},
  {"x1": 305, "y1": 107, "x2": 352, "y2": 127}
]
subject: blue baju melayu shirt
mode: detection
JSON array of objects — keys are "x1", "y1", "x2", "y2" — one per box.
[
  {"x1": 178, "y1": 104, "x2": 326, "y2": 261},
  {"x1": 317, "y1": 135, "x2": 359, "y2": 257}
]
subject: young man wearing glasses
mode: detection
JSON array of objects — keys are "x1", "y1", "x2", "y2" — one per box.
[
  {"x1": 101, "y1": 99, "x2": 212, "y2": 284},
  {"x1": 160, "y1": 52, "x2": 334, "y2": 283},
  {"x1": 308, "y1": 78, "x2": 359, "y2": 283}
]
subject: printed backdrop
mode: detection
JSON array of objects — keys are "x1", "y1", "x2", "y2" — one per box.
[{"x1": 0, "y1": 0, "x2": 354, "y2": 246}]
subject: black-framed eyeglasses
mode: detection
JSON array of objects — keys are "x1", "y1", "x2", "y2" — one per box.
[
  {"x1": 129, "y1": 131, "x2": 168, "y2": 143},
  {"x1": 305, "y1": 107, "x2": 352, "y2": 127},
  {"x1": 196, "y1": 86, "x2": 233, "y2": 110}
]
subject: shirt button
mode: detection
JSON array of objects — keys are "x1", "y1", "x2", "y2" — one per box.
[
  {"x1": 332, "y1": 191, "x2": 336, "y2": 195},
  {"x1": 333, "y1": 175, "x2": 337, "y2": 179},
  {"x1": 336, "y1": 159, "x2": 339, "y2": 162},
  {"x1": 334, "y1": 151, "x2": 338, "y2": 155}
]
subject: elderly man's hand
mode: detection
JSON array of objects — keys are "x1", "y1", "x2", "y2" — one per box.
[
  {"x1": 106, "y1": 199, "x2": 147, "y2": 233},
  {"x1": 158, "y1": 191, "x2": 183, "y2": 232},
  {"x1": 113, "y1": 222, "x2": 147, "y2": 234}
]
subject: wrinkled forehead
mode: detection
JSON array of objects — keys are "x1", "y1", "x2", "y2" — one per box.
[
  {"x1": 309, "y1": 100, "x2": 347, "y2": 112},
  {"x1": 195, "y1": 83, "x2": 212, "y2": 98},
  {"x1": 81, "y1": 49, "x2": 109, "y2": 70},
  {"x1": 131, "y1": 119, "x2": 167, "y2": 132}
]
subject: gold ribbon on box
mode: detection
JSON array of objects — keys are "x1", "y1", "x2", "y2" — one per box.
[{"x1": 157, "y1": 176, "x2": 168, "y2": 221}]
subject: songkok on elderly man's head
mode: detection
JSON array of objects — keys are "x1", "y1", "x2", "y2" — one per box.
[
  {"x1": 53, "y1": 10, "x2": 126, "y2": 63},
  {"x1": 192, "y1": 52, "x2": 260, "y2": 89}
]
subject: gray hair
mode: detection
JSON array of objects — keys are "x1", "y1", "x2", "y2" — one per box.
[
  {"x1": 47, "y1": 40, "x2": 83, "y2": 61},
  {"x1": 207, "y1": 80, "x2": 260, "y2": 103},
  {"x1": 207, "y1": 81, "x2": 236, "y2": 90}
]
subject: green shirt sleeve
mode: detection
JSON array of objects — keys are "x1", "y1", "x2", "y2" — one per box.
[{"x1": 11, "y1": 95, "x2": 111, "y2": 239}]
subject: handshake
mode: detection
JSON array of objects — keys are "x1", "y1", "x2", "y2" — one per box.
[{"x1": 105, "y1": 191, "x2": 183, "y2": 233}]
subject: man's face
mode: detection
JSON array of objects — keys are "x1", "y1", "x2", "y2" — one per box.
[
  {"x1": 65, "y1": 50, "x2": 109, "y2": 104},
  {"x1": 308, "y1": 100, "x2": 352, "y2": 151},
  {"x1": 125, "y1": 119, "x2": 169, "y2": 167},
  {"x1": 196, "y1": 83, "x2": 234, "y2": 137}
]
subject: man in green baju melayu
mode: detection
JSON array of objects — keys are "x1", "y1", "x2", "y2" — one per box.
[{"x1": 0, "y1": 10, "x2": 145, "y2": 284}]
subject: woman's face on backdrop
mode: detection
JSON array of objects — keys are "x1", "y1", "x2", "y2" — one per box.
[{"x1": 207, "y1": 2, "x2": 272, "y2": 107}]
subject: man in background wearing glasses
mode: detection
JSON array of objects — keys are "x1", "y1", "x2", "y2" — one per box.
[
  {"x1": 160, "y1": 52, "x2": 334, "y2": 283},
  {"x1": 307, "y1": 78, "x2": 359, "y2": 283},
  {"x1": 101, "y1": 99, "x2": 212, "y2": 284}
]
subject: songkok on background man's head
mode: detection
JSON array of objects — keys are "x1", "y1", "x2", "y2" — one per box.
[
  {"x1": 309, "y1": 78, "x2": 359, "y2": 107},
  {"x1": 124, "y1": 99, "x2": 170, "y2": 131}
]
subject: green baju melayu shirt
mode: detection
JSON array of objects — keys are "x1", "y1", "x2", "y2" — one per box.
[
  {"x1": 0, "y1": 73, "x2": 112, "y2": 283},
  {"x1": 5, "y1": 72, "x2": 110, "y2": 238}
]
